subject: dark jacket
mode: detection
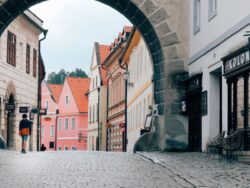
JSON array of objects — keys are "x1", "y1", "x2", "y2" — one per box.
[{"x1": 19, "y1": 119, "x2": 32, "y2": 136}]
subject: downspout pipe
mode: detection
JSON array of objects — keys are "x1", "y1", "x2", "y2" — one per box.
[
  {"x1": 38, "y1": 29, "x2": 48, "y2": 151},
  {"x1": 97, "y1": 87, "x2": 100, "y2": 151},
  {"x1": 101, "y1": 64, "x2": 110, "y2": 151},
  {"x1": 119, "y1": 59, "x2": 127, "y2": 152}
]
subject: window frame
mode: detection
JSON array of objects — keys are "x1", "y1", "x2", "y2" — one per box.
[
  {"x1": 33, "y1": 48, "x2": 37, "y2": 77},
  {"x1": 7, "y1": 31, "x2": 16, "y2": 67},
  {"x1": 193, "y1": 0, "x2": 201, "y2": 34},
  {"x1": 208, "y1": 0, "x2": 217, "y2": 21},
  {"x1": 26, "y1": 44, "x2": 31, "y2": 74}
]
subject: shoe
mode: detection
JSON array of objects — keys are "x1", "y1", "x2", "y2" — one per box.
[{"x1": 21, "y1": 149, "x2": 26, "y2": 154}]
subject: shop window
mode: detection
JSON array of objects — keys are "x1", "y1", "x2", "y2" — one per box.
[
  {"x1": 201, "y1": 91, "x2": 208, "y2": 116},
  {"x1": 237, "y1": 77, "x2": 244, "y2": 129},
  {"x1": 49, "y1": 142, "x2": 54, "y2": 149},
  {"x1": 50, "y1": 125, "x2": 54, "y2": 137}
]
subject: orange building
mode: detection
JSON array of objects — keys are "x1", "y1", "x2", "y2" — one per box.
[{"x1": 103, "y1": 26, "x2": 132, "y2": 152}]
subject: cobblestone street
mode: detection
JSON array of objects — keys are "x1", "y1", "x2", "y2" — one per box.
[{"x1": 0, "y1": 150, "x2": 249, "y2": 188}]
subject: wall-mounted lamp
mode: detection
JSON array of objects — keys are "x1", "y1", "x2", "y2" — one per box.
[{"x1": 123, "y1": 71, "x2": 134, "y2": 87}]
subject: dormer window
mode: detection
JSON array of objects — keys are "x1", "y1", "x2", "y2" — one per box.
[{"x1": 66, "y1": 96, "x2": 69, "y2": 104}]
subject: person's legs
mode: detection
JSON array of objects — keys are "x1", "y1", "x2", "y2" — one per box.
[{"x1": 21, "y1": 136, "x2": 28, "y2": 153}]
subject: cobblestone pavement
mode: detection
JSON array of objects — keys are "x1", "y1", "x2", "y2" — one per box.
[
  {"x1": 137, "y1": 152, "x2": 250, "y2": 188},
  {"x1": 0, "y1": 150, "x2": 249, "y2": 188}
]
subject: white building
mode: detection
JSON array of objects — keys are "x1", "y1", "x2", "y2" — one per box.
[
  {"x1": 120, "y1": 28, "x2": 153, "y2": 152},
  {"x1": 188, "y1": 0, "x2": 250, "y2": 152},
  {"x1": 0, "y1": 10, "x2": 45, "y2": 151},
  {"x1": 88, "y1": 42, "x2": 110, "y2": 151}
]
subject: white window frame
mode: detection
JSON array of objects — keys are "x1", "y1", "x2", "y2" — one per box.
[
  {"x1": 72, "y1": 118, "x2": 75, "y2": 130},
  {"x1": 193, "y1": 0, "x2": 201, "y2": 34},
  {"x1": 50, "y1": 125, "x2": 54, "y2": 137},
  {"x1": 65, "y1": 118, "x2": 68, "y2": 130},
  {"x1": 208, "y1": 0, "x2": 217, "y2": 21},
  {"x1": 66, "y1": 96, "x2": 69, "y2": 104},
  {"x1": 58, "y1": 119, "x2": 62, "y2": 131}
]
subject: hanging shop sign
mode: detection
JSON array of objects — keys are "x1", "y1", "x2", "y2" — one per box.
[
  {"x1": 29, "y1": 112, "x2": 34, "y2": 120},
  {"x1": 39, "y1": 109, "x2": 47, "y2": 115},
  {"x1": 31, "y1": 108, "x2": 39, "y2": 114},
  {"x1": 44, "y1": 117, "x2": 52, "y2": 121},
  {"x1": 6, "y1": 103, "x2": 15, "y2": 111},
  {"x1": 224, "y1": 49, "x2": 250, "y2": 74},
  {"x1": 19, "y1": 107, "x2": 29, "y2": 113}
]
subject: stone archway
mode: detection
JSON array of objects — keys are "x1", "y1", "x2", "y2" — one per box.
[
  {"x1": 4, "y1": 81, "x2": 17, "y2": 148},
  {"x1": 0, "y1": 0, "x2": 190, "y2": 151}
]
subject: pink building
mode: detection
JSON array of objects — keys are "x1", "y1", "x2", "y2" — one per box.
[
  {"x1": 41, "y1": 82, "x2": 62, "y2": 151},
  {"x1": 56, "y1": 77, "x2": 90, "y2": 151}
]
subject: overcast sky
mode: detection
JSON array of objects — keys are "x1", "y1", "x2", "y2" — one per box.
[{"x1": 30, "y1": 0, "x2": 132, "y2": 75}]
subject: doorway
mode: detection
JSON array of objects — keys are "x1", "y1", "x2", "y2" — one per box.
[
  {"x1": 6, "y1": 94, "x2": 15, "y2": 148},
  {"x1": 188, "y1": 92, "x2": 202, "y2": 151}
]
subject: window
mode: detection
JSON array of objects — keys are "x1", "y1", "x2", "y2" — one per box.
[
  {"x1": 58, "y1": 147, "x2": 61, "y2": 151},
  {"x1": 49, "y1": 142, "x2": 54, "y2": 149},
  {"x1": 237, "y1": 78, "x2": 244, "y2": 129},
  {"x1": 72, "y1": 118, "x2": 75, "y2": 130},
  {"x1": 58, "y1": 119, "x2": 62, "y2": 131},
  {"x1": 45, "y1": 100, "x2": 49, "y2": 110},
  {"x1": 193, "y1": 0, "x2": 201, "y2": 33},
  {"x1": 208, "y1": 0, "x2": 217, "y2": 20},
  {"x1": 96, "y1": 76, "x2": 98, "y2": 87},
  {"x1": 33, "y1": 49, "x2": 37, "y2": 77},
  {"x1": 72, "y1": 146, "x2": 77, "y2": 150},
  {"x1": 7, "y1": 31, "x2": 16, "y2": 66},
  {"x1": 93, "y1": 105, "x2": 95, "y2": 123},
  {"x1": 26, "y1": 44, "x2": 30, "y2": 74},
  {"x1": 41, "y1": 125, "x2": 44, "y2": 138},
  {"x1": 65, "y1": 118, "x2": 68, "y2": 130},
  {"x1": 50, "y1": 125, "x2": 54, "y2": 137},
  {"x1": 64, "y1": 147, "x2": 68, "y2": 151},
  {"x1": 96, "y1": 103, "x2": 98, "y2": 122},
  {"x1": 89, "y1": 106, "x2": 92, "y2": 123},
  {"x1": 66, "y1": 96, "x2": 69, "y2": 104}
]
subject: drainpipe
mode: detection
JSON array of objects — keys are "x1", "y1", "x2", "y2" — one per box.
[
  {"x1": 97, "y1": 87, "x2": 100, "y2": 151},
  {"x1": 119, "y1": 60, "x2": 127, "y2": 152},
  {"x1": 101, "y1": 64, "x2": 110, "y2": 151},
  {"x1": 55, "y1": 114, "x2": 58, "y2": 151},
  {"x1": 38, "y1": 29, "x2": 48, "y2": 151}
]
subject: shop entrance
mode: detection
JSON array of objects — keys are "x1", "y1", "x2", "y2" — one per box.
[
  {"x1": 6, "y1": 94, "x2": 15, "y2": 148},
  {"x1": 186, "y1": 74, "x2": 202, "y2": 152},
  {"x1": 188, "y1": 92, "x2": 202, "y2": 151}
]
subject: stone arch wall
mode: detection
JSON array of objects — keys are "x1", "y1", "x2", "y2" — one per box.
[{"x1": 0, "y1": 0, "x2": 190, "y2": 151}]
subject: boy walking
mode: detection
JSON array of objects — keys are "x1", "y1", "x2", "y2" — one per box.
[{"x1": 19, "y1": 114, "x2": 32, "y2": 153}]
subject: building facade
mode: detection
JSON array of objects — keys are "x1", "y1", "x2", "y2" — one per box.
[
  {"x1": 120, "y1": 28, "x2": 153, "y2": 152},
  {"x1": 40, "y1": 82, "x2": 62, "y2": 151},
  {"x1": 187, "y1": 0, "x2": 250, "y2": 152},
  {"x1": 56, "y1": 77, "x2": 90, "y2": 151},
  {"x1": 88, "y1": 43, "x2": 110, "y2": 151},
  {"x1": 0, "y1": 10, "x2": 44, "y2": 151},
  {"x1": 103, "y1": 26, "x2": 132, "y2": 152}
]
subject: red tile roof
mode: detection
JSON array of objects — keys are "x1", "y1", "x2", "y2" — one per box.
[
  {"x1": 99, "y1": 44, "x2": 110, "y2": 86},
  {"x1": 48, "y1": 84, "x2": 63, "y2": 103},
  {"x1": 66, "y1": 77, "x2": 90, "y2": 113},
  {"x1": 123, "y1": 26, "x2": 133, "y2": 34}
]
